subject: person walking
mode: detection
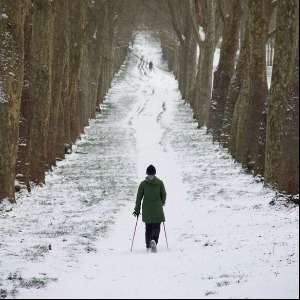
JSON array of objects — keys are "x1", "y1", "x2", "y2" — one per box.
[
  {"x1": 133, "y1": 165, "x2": 167, "y2": 253},
  {"x1": 149, "y1": 61, "x2": 153, "y2": 71}
]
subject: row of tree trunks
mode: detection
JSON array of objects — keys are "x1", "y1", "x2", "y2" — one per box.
[
  {"x1": 185, "y1": 29, "x2": 197, "y2": 105},
  {"x1": 160, "y1": 0, "x2": 299, "y2": 198},
  {"x1": 162, "y1": 0, "x2": 218, "y2": 127},
  {"x1": 165, "y1": 0, "x2": 187, "y2": 100},
  {"x1": 161, "y1": 35, "x2": 180, "y2": 80},
  {"x1": 1, "y1": 0, "x2": 131, "y2": 203}
]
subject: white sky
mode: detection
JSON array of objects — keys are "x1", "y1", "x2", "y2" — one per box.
[{"x1": 0, "y1": 31, "x2": 299, "y2": 299}]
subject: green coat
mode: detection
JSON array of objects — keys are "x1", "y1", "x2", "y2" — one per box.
[{"x1": 134, "y1": 176, "x2": 167, "y2": 223}]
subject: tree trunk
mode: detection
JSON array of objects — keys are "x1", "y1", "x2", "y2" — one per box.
[
  {"x1": 229, "y1": 0, "x2": 270, "y2": 175},
  {"x1": 69, "y1": 1, "x2": 86, "y2": 144},
  {"x1": 0, "y1": 0, "x2": 28, "y2": 202},
  {"x1": 208, "y1": 0, "x2": 242, "y2": 142},
  {"x1": 166, "y1": 0, "x2": 189, "y2": 100},
  {"x1": 16, "y1": 7, "x2": 34, "y2": 192},
  {"x1": 247, "y1": 0, "x2": 270, "y2": 176},
  {"x1": 222, "y1": 25, "x2": 250, "y2": 150},
  {"x1": 265, "y1": 0, "x2": 299, "y2": 189},
  {"x1": 185, "y1": 25, "x2": 197, "y2": 105},
  {"x1": 47, "y1": 0, "x2": 69, "y2": 170},
  {"x1": 29, "y1": 0, "x2": 55, "y2": 184},
  {"x1": 279, "y1": 42, "x2": 299, "y2": 197},
  {"x1": 194, "y1": 0, "x2": 216, "y2": 128}
]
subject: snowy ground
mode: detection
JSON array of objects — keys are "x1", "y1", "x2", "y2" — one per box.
[{"x1": 0, "y1": 32, "x2": 299, "y2": 299}]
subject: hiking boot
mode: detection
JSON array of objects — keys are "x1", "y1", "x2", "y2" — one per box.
[{"x1": 150, "y1": 240, "x2": 157, "y2": 253}]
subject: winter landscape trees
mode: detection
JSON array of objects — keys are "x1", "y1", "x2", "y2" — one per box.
[
  {"x1": 158, "y1": 0, "x2": 299, "y2": 202},
  {"x1": 0, "y1": 0, "x2": 299, "y2": 204},
  {"x1": 0, "y1": 0, "x2": 134, "y2": 202}
]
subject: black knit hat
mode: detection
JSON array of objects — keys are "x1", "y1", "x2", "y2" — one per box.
[{"x1": 146, "y1": 165, "x2": 156, "y2": 175}]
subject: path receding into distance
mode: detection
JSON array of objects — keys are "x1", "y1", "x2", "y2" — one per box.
[{"x1": 1, "y1": 32, "x2": 298, "y2": 299}]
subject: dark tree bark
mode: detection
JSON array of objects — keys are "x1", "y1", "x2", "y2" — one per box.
[
  {"x1": 223, "y1": 25, "x2": 250, "y2": 150},
  {"x1": 279, "y1": 42, "x2": 299, "y2": 197},
  {"x1": 68, "y1": 1, "x2": 86, "y2": 144},
  {"x1": 47, "y1": 0, "x2": 69, "y2": 170},
  {"x1": 29, "y1": 0, "x2": 55, "y2": 184},
  {"x1": 208, "y1": 0, "x2": 242, "y2": 142},
  {"x1": 0, "y1": 0, "x2": 29, "y2": 202},
  {"x1": 194, "y1": 0, "x2": 216, "y2": 128},
  {"x1": 16, "y1": 7, "x2": 34, "y2": 192},
  {"x1": 166, "y1": 0, "x2": 189, "y2": 100},
  {"x1": 1, "y1": 0, "x2": 134, "y2": 202},
  {"x1": 265, "y1": 0, "x2": 299, "y2": 191},
  {"x1": 230, "y1": 0, "x2": 270, "y2": 176},
  {"x1": 265, "y1": 0, "x2": 299, "y2": 187}
]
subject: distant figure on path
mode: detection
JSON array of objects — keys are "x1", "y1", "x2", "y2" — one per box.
[
  {"x1": 149, "y1": 61, "x2": 153, "y2": 71},
  {"x1": 133, "y1": 165, "x2": 167, "y2": 253}
]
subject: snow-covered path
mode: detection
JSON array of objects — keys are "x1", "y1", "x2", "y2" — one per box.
[{"x1": 0, "y1": 32, "x2": 298, "y2": 299}]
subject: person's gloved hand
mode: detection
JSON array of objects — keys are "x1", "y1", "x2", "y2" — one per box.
[{"x1": 132, "y1": 211, "x2": 140, "y2": 217}]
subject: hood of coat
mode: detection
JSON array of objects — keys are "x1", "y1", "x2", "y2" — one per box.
[{"x1": 145, "y1": 175, "x2": 159, "y2": 185}]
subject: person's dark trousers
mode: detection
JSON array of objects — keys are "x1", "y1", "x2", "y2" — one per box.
[{"x1": 145, "y1": 223, "x2": 161, "y2": 248}]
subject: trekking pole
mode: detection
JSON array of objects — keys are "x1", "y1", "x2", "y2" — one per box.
[
  {"x1": 130, "y1": 215, "x2": 139, "y2": 251},
  {"x1": 163, "y1": 222, "x2": 169, "y2": 251}
]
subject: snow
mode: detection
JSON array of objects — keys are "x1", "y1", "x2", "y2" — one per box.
[
  {"x1": 0, "y1": 82, "x2": 7, "y2": 103},
  {"x1": 0, "y1": 13, "x2": 8, "y2": 20},
  {"x1": 267, "y1": 66, "x2": 273, "y2": 88},
  {"x1": 199, "y1": 26, "x2": 206, "y2": 41},
  {"x1": 0, "y1": 31, "x2": 298, "y2": 299}
]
